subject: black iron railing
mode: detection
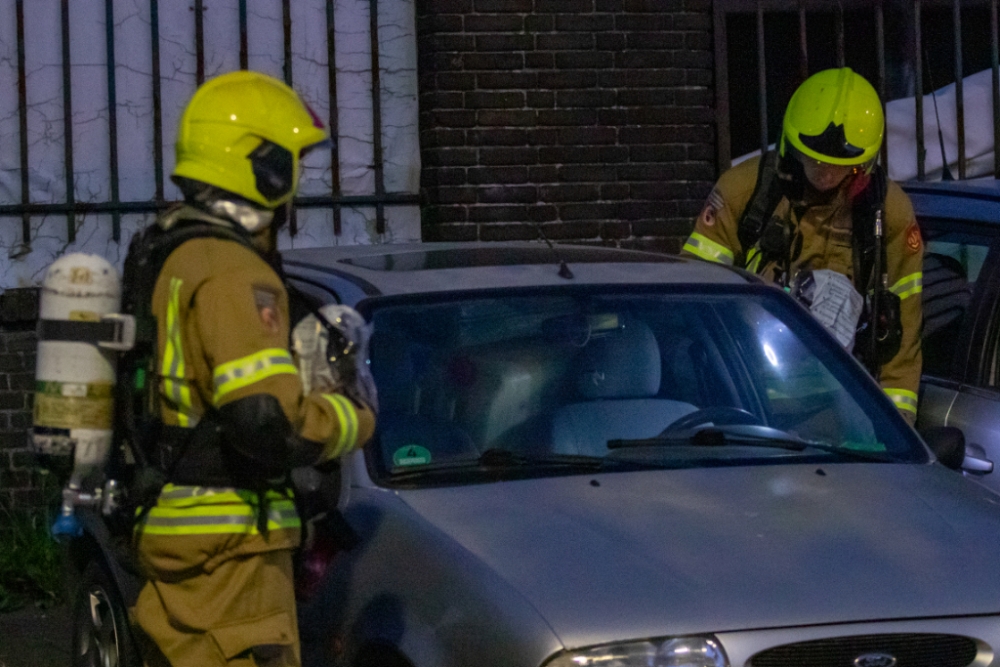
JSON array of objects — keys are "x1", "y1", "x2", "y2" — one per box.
[{"x1": 0, "y1": 0, "x2": 420, "y2": 252}]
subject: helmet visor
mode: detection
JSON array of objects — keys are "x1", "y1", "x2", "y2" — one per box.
[
  {"x1": 797, "y1": 122, "x2": 865, "y2": 161},
  {"x1": 248, "y1": 140, "x2": 295, "y2": 202}
]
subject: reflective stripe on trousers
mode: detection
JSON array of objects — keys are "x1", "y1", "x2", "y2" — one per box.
[{"x1": 141, "y1": 483, "x2": 301, "y2": 535}]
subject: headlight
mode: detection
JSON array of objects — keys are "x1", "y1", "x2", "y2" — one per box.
[{"x1": 544, "y1": 635, "x2": 729, "y2": 667}]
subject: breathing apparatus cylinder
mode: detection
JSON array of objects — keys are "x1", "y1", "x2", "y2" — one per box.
[{"x1": 32, "y1": 253, "x2": 133, "y2": 538}]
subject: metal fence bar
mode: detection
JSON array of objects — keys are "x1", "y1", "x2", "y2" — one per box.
[
  {"x1": 836, "y1": 2, "x2": 845, "y2": 68},
  {"x1": 798, "y1": 1, "x2": 808, "y2": 81},
  {"x1": 954, "y1": 0, "x2": 966, "y2": 178},
  {"x1": 876, "y1": 0, "x2": 888, "y2": 170},
  {"x1": 3, "y1": 0, "x2": 415, "y2": 241},
  {"x1": 370, "y1": 0, "x2": 386, "y2": 235},
  {"x1": 915, "y1": 0, "x2": 926, "y2": 180},
  {"x1": 0, "y1": 193, "x2": 419, "y2": 218},
  {"x1": 15, "y1": 0, "x2": 29, "y2": 253},
  {"x1": 239, "y1": 0, "x2": 248, "y2": 70},
  {"x1": 104, "y1": 0, "x2": 121, "y2": 242},
  {"x1": 282, "y1": 0, "x2": 297, "y2": 236},
  {"x1": 993, "y1": 0, "x2": 1000, "y2": 178},
  {"x1": 60, "y1": 0, "x2": 76, "y2": 242},
  {"x1": 327, "y1": 0, "x2": 343, "y2": 235},
  {"x1": 194, "y1": 0, "x2": 205, "y2": 85},
  {"x1": 756, "y1": 0, "x2": 768, "y2": 155},
  {"x1": 283, "y1": 0, "x2": 293, "y2": 86},
  {"x1": 150, "y1": 0, "x2": 164, "y2": 202}
]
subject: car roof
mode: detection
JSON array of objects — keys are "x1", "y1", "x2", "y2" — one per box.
[
  {"x1": 281, "y1": 241, "x2": 752, "y2": 298},
  {"x1": 903, "y1": 178, "x2": 1000, "y2": 225}
]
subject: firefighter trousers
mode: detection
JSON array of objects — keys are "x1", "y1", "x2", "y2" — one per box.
[{"x1": 133, "y1": 541, "x2": 300, "y2": 667}]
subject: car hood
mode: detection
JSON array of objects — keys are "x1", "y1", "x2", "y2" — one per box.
[{"x1": 396, "y1": 462, "x2": 1000, "y2": 648}]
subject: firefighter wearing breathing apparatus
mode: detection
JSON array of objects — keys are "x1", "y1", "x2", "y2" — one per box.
[
  {"x1": 125, "y1": 71, "x2": 375, "y2": 667},
  {"x1": 683, "y1": 67, "x2": 923, "y2": 423}
]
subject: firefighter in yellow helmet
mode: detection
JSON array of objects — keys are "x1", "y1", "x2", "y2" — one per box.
[
  {"x1": 128, "y1": 71, "x2": 375, "y2": 666},
  {"x1": 683, "y1": 68, "x2": 923, "y2": 423}
]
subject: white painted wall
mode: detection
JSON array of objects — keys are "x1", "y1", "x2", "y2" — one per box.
[{"x1": 0, "y1": 0, "x2": 421, "y2": 288}]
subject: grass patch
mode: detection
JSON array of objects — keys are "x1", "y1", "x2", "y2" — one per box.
[{"x1": 0, "y1": 480, "x2": 66, "y2": 612}]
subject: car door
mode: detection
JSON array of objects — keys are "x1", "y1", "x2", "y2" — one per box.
[{"x1": 917, "y1": 215, "x2": 1000, "y2": 492}]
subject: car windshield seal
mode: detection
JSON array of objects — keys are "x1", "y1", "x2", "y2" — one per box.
[
  {"x1": 608, "y1": 425, "x2": 898, "y2": 462},
  {"x1": 386, "y1": 448, "x2": 668, "y2": 481}
]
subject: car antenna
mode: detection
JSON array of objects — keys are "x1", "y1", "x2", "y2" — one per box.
[
  {"x1": 924, "y1": 47, "x2": 954, "y2": 181},
  {"x1": 533, "y1": 223, "x2": 574, "y2": 279}
]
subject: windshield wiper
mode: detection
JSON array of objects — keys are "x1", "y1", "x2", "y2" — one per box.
[
  {"x1": 608, "y1": 425, "x2": 898, "y2": 462},
  {"x1": 609, "y1": 425, "x2": 810, "y2": 451}
]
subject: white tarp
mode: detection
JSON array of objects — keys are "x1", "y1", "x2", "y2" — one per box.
[
  {"x1": 0, "y1": 0, "x2": 420, "y2": 288},
  {"x1": 885, "y1": 67, "x2": 997, "y2": 182}
]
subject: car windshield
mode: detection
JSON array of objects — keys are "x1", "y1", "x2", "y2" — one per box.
[{"x1": 365, "y1": 286, "x2": 927, "y2": 486}]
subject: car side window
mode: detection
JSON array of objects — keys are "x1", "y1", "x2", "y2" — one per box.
[{"x1": 920, "y1": 223, "x2": 991, "y2": 379}]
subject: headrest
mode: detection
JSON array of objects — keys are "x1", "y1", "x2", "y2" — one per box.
[
  {"x1": 576, "y1": 319, "x2": 661, "y2": 399},
  {"x1": 369, "y1": 332, "x2": 416, "y2": 412}
]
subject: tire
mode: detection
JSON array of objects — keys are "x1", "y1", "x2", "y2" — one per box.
[{"x1": 72, "y1": 560, "x2": 141, "y2": 667}]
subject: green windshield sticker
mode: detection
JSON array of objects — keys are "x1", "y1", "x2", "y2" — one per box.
[
  {"x1": 841, "y1": 440, "x2": 887, "y2": 452},
  {"x1": 393, "y1": 445, "x2": 432, "y2": 467}
]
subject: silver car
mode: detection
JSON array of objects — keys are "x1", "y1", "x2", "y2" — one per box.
[
  {"x1": 76, "y1": 241, "x2": 1000, "y2": 667},
  {"x1": 907, "y1": 180, "x2": 1000, "y2": 491}
]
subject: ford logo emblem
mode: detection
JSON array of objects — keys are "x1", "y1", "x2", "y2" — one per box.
[{"x1": 854, "y1": 653, "x2": 897, "y2": 667}]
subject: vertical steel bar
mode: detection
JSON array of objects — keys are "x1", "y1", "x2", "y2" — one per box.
[
  {"x1": 798, "y1": 0, "x2": 808, "y2": 82},
  {"x1": 283, "y1": 0, "x2": 293, "y2": 85},
  {"x1": 15, "y1": 0, "x2": 30, "y2": 251},
  {"x1": 992, "y1": 0, "x2": 1000, "y2": 178},
  {"x1": 151, "y1": 0, "x2": 164, "y2": 202},
  {"x1": 105, "y1": 0, "x2": 121, "y2": 241},
  {"x1": 954, "y1": 0, "x2": 966, "y2": 179},
  {"x1": 915, "y1": 0, "x2": 926, "y2": 181},
  {"x1": 283, "y1": 0, "x2": 297, "y2": 235},
  {"x1": 194, "y1": 0, "x2": 205, "y2": 85},
  {"x1": 61, "y1": 0, "x2": 76, "y2": 242},
  {"x1": 757, "y1": 0, "x2": 768, "y2": 156},
  {"x1": 370, "y1": 0, "x2": 386, "y2": 235},
  {"x1": 877, "y1": 0, "x2": 888, "y2": 170},
  {"x1": 327, "y1": 0, "x2": 343, "y2": 235},
  {"x1": 239, "y1": 0, "x2": 248, "y2": 70},
  {"x1": 836, "y1": 1, "x2": 845, "y2": 68}
]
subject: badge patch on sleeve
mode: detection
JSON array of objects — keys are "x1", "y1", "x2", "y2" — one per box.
[
  {"x1": 905, "y1": 222, "x2": 923, "y2": 253},
  {"x1": 253, "y1": 286, "x2": 281, "y2": 334},
  {"x1": 700, "y1": 189, "x2": 725, "y2": 227}
]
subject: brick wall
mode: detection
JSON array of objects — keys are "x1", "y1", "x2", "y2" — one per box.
[
  {"x1": 0, "y1": 321, "x2": 39, "y2": 516},
  {"x1": 417, "y1": 0, "x2": 716, "y2": 252}
]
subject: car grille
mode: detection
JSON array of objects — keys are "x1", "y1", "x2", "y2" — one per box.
[{"x1": 749, "y1": 633, "x2": 978, "y2": 667}]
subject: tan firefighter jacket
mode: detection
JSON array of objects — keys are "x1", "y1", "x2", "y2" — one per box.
[
  {"x1": 137, "y1": 207, "x2": 375, "y2": 561},
  {"x1": 682, "y1": 156, "x2": 924, "y2": 421}
]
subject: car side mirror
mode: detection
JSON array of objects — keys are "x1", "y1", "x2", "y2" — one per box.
[{"x1": 920, "y1": 426, "x2": 994, "y2": 474}]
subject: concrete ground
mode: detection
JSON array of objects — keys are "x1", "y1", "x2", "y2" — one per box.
[{"x1": 0, "y1": 603, "x2": 72, "y2": 667}]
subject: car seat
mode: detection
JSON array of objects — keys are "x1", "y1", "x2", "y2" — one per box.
[
  {"x1": 551, "y1": 319, "x2": 698, "y2": 456},
  {"x1": 922, "y1": 252, "x2": 973, "y2": 377}
]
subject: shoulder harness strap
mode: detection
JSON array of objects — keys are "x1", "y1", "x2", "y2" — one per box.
[{"x1": 736, "y1": 151, "x2": 786, "y2": 255}]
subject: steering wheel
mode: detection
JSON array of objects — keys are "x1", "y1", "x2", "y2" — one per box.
[{"x1": 658, "y1": 407, "x2": 762, "y2": 436}]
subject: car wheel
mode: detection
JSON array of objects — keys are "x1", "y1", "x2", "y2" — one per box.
[{"x1": 73, "y1": 560, "x2": 140, "y2": 667}]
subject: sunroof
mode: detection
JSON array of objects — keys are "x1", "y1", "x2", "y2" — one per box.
[{"x1": 339, "y1": 247, "x2": 674, "y2": 271}]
